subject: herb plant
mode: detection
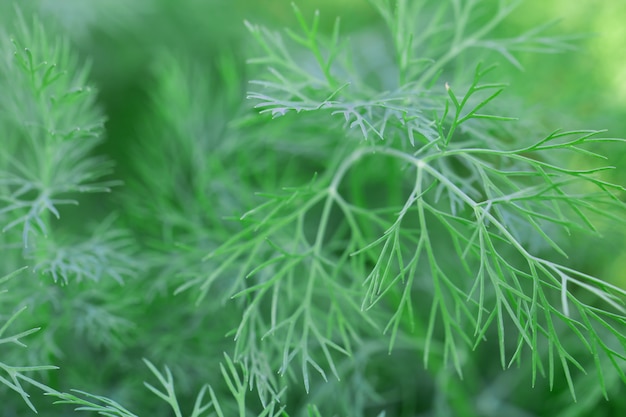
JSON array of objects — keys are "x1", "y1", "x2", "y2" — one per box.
[{"x1": 1, "y1": 1, "x2": 625, "y2": 416}]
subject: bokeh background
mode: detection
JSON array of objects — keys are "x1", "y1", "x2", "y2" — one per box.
[
  {"x1": 1, "y1": 0, "x2": 625, "y2": 415},
  {"x1": 4, "y1": 0, "x2": 623, "y2": 283}
]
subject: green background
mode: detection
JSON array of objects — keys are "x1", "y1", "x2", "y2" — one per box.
[
  {"x1": 1, "y1": 0, "x2": 624, "y2": 416},
  {"x1": 20, "y1": 0, "x2": 624, "y2": 285}
]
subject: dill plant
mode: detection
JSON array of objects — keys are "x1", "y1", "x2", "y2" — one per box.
[{"x1": 1, "y1": 1, "x2": 625, "y2": 416}]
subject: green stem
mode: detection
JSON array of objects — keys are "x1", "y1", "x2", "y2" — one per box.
[{"x1": 415, "y1": 1, "x2": 520, "y2": 88}]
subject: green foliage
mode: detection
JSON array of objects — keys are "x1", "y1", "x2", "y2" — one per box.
[{"x1": 1, "y1": 1, "x2": 625, "y2": 416}]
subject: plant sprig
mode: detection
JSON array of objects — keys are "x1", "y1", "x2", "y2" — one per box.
[
  {"x1": 198, "y1": 1, "x2": 626, "y2": 402},
  {"x1": 0, "y1": 268, "x2": 59, "y2": 413}
]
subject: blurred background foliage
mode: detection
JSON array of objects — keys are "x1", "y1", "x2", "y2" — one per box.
[
  {"x1": 8, "y1": 0, "x2": 620, "y2": 292},
  {"x1": 1, "y1": 0, "x2": 624, "y2": 415}
]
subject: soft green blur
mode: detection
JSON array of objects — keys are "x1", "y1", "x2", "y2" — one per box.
[
  {"x1": 3, "y1": 1, "x2": 623, "y2": 279},
  {"x1": 4, "y1": 0, "x2": 623, "y2": 280},
  {"x1": 499, "y1": 0, "x2": 626, "y2": 288},
  {"x1": 2, "y1": 1, "x2": 625, "y2": 415}
]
